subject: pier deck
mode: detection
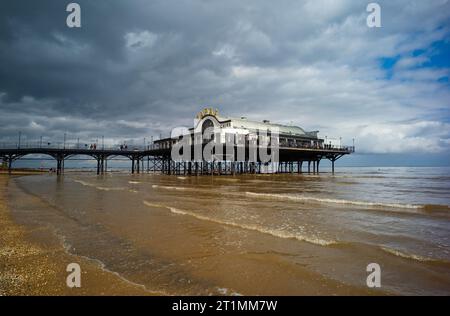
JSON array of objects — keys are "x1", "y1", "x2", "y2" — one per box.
[{"x1": 0, "y1": 145, "x2": 353, "y2": 175}]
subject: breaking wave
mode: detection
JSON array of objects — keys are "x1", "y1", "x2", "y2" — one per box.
[
  {"x1": 152, "y1": 185, "x2": 187, "y2": 191},
  {"x1": 143, "y1": 201, "x2": 337, "y2": 246},
  {"x1": 73, "y1": 179, "x2": 126, "y2": 191},
  {"x1": 73, "y1": 179, "x2": 94, "y2": 187},
  {"x1": 58, "y1": 234, "x2": 167, "y2": 295},
  {"x1": 245, "y1": 192, "x2": 423, "y2": 210},
  {"x1": 96, "y1": 186, "x2": 127, "y2": 191},
  {"x1": 380, "y1": 247, "x2": 442, "y2": 263}
]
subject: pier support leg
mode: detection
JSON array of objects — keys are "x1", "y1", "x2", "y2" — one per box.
[
  {"x1": 317, "y1": 159, "x2": 320, "y2": 174},
  {"x1": 308, "y1": 161, "x2": 311, "y2": 174},
  {"x1": 8, "y1": 157, "x2": 12, "y2": 174},
  {"x1": 56, "y1": 157, "x2": 62, "y2": 175}
]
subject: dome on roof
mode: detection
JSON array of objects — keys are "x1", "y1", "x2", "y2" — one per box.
[
  {"x1": 230, "y1": 117, "x2": 307, "y2": 136},
  {"x1": 192, "y1": 110, "x2": 316, "y2": 138}
]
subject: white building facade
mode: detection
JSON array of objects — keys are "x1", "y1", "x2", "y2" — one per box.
[{"x1": 155, "y1": 108, "x2": 324, "y2": 150}]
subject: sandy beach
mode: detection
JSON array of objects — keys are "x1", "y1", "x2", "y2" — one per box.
[{"x1": 0, "y1": 174, "x2": 151, "y2": 295}]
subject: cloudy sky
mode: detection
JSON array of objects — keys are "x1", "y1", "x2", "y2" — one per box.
[{"x1": 0, "y1": 0, "x2": 449, "y2": 166}]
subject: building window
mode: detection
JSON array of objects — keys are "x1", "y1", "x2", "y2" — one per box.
[{"x1": 202, "y1": 119, "x2": 215, "y2": 141}]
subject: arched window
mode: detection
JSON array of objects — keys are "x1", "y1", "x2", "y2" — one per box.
[{"x1": 202, "y1": 119, "x2": 215, "y2": 141}]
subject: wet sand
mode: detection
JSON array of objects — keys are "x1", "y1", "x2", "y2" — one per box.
[{"x1": 0, "y1": 174, "x2": 152, "y2": 295}]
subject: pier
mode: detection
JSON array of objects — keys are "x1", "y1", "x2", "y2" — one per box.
[
  {"x1": 0, "y1": 142, "x2": 353, "y2": 175},
  {"x1": 0, "y1": 109, "x2": 354, "y2": 175}
]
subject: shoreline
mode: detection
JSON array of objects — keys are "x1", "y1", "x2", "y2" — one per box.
[{"x1": 0, "y1": 174, "x2": 153, "y2": 295}]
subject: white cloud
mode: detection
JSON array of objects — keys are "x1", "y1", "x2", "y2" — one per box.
[
  {"x1": 395, "y1": 55, "x2": 429, "y2": 69},
  {"x1": 116, "y1": 120, "x2": 150, "y2": 129},
  {"x1": 125, "y1": 30, "x2": 158, "y2": 49},
  {"x1": 353, "y1": 121, "x2": 450, "y2": 154}
]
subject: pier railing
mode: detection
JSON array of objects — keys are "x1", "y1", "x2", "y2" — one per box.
[
  {"x1": 0, "y1": 139, "x2": 355, "y2": 153},
  {"x1": 0, "y1": 141, "x2": 152, "y2": 151},
  {"x1": 150, "y1": 141, "x2": 355, "y2": 153},
  {"x1": 279, "y1": 142, "x2": 354, "y2": 152}
]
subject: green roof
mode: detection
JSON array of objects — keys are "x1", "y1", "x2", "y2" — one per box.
[{"x1": 218, "y1": 116, "x2": 317, "y2": 138}]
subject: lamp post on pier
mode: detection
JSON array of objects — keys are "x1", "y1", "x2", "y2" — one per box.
[{"x1": 18, "y1": 131, "x2": 22, "y2": 149}]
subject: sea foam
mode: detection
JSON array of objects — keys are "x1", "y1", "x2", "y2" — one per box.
[
  {"x1": 143, "y1": 201, "x2": 337, "y2": 246},
  {"x1": 245, "y1": 191, "x2": 422, "y2": 210}
]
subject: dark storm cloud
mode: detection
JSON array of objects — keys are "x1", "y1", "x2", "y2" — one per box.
[
  {"x1": 0, "y1": 1, "x2": 134, "y2": 103},
  {"x1": 0, "y1": 0, "x2": 449, "y2": 154},
  {"x1": 0, "y1": 1, "x2": 242, "y2": 123}
]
